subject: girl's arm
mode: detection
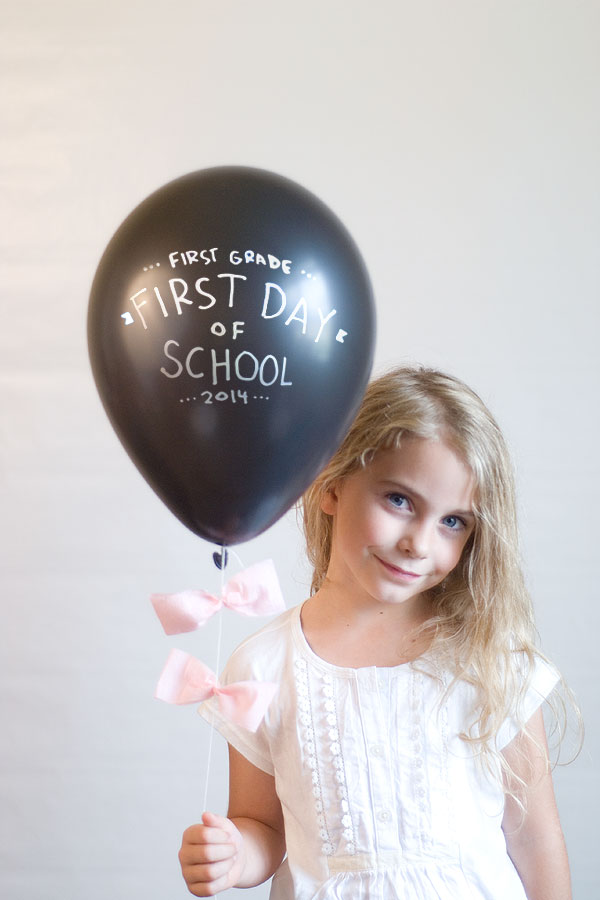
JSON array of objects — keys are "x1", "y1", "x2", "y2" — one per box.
[
  {"x1": 501, "y1": 708, "x2": 571, "y2": 900},
  {"x1": 179, "y1": 745, "x2": 286, "y2": 896},
  {"x1": 226, "y1": 744, "x2": 286, "y2": 886}
]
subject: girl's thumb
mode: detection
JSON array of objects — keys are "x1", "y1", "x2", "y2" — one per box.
[{"x1": 202, "y1": 810, "x2": 231, "y2": 831}]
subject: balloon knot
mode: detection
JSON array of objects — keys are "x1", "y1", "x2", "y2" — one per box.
[{"x1": 212, "y1": 548, "x2": 229, "y2": 570}]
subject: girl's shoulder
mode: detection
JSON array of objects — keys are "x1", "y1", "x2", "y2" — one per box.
[
  {"x1": 496, "y1": 650, "x2": 561, "y2": 748},
  {"x1": 221, "y1": 604, "x2": 301, "y2": 683},
  {"x1": 433, "y1": 647, "x2": 561, "y2": 749}
]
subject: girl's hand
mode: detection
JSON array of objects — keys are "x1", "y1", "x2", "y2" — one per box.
[{"x1": 179, "y1": 811, "x2": 246, "y2": 896}]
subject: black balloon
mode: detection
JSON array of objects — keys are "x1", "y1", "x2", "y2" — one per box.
[{"x1": 88, "y1": 166, "x2": 375, "y2": 545}]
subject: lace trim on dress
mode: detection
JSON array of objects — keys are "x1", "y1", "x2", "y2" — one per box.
[{"x1": 294, "y1": 657, "x2": 357, "y2": 858}]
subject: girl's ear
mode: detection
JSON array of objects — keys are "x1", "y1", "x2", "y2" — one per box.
[{"x1": 320, "y1": 483, "x2": 339, "y2": 516}]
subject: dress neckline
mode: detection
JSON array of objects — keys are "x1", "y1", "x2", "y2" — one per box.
[{"x1": 292, "y1": 603, "x2": 425, "y2": 677}]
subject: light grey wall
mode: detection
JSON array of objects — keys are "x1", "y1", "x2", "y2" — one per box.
[{"x1": 1, "y1": 1, "x2": 597, "y2": 897}]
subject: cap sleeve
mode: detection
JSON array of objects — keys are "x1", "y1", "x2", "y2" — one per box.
[
  {"x1": 197, "y1": 638, "x2": 277, "y2": 776},
  {"x1": 496, "y1": 654, "x2": 560, "y2": 751}
]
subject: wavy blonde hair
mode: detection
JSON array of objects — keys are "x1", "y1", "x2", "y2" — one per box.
[{"x1": 302, "y1": 365, "x2": 578, "y2": 804}]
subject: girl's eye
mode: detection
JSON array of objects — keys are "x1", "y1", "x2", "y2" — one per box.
[
  {"x1": 442, "y1": 515, "x2": 465, "y2": 530},
  {"x1": 387, "y1": 493, "x2": 409, "y2": 509}
]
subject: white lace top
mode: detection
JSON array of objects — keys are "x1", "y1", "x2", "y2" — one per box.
[{"x1": 199, "y1": 605, "x2": 559, "y2": 899}]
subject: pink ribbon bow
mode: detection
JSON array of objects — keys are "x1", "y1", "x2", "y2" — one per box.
[
  {"x1": 155, "y1": 648, "x2": 277, "y2": 732},
  {"x1": 151, "y1": 559, "x2": 285, "y2": 635}
]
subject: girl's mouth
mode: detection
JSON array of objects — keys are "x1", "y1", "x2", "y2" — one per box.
[{"x1": 376, "y1": 557, "x2": 422, "y2": 580}]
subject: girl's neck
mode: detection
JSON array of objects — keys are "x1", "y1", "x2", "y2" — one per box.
[{"x1": 300, "y1": 584, "x2": 435, "y2": 668}]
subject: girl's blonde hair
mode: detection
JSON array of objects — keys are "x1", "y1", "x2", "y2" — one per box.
[{"x1": 302, "y1": 365, "x2": 578, "y2": 805}]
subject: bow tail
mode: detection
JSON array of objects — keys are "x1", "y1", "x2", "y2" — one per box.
[
  {"x1": 215, "y1": 681, "x2": 278, "y2": 732},
  {"x1": 155, "y1": 649, "x2": 215, "y2": 705},
  {"x1": 151, "y1": 590, "x2": 220, "y2": 635}
]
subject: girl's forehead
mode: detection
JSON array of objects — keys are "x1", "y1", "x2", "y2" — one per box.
[{"x1": 371, "y1": 434, "x2": 463, "y2": 467}]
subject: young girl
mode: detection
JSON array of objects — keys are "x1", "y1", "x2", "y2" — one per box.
[{"x1": 179, "y1": 365, "x2": 574, "y2": 900}]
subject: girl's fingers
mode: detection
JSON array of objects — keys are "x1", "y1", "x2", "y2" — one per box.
[
  {"x1": 180, "y1": 813, "x2": 244, "y2": 895},
  {"x1": 183, "y1": 822, "x2": 232, "y2": 846},
  {"x1": 180, "y1": 841, "x2": 236, "y2": 866},
  {"x1": 187, "y1": 872, "x2": 236, "y2": 898},
  {"x1": 183, "y1": 856, "x2": 238, "y2": 885}
]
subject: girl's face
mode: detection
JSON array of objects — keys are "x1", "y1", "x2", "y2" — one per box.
[{"x1": 321, "y1": 436, "x2": 476, "y2": 611}]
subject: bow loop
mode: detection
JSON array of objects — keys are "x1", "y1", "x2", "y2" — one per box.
[
  {"x1": 155, "y1": 649, "x2": 277, "y2": 732},
  {"x1": 151, "y1": 559, "x2": 285, "y2": 635}
]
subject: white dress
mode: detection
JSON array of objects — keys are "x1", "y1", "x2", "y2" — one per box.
[{"x1": 199, "y1": 605, "x2": 559, "y2": 899}]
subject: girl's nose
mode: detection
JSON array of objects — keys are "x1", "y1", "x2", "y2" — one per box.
[{"x1": 398, "y1": 522, "x2": 429, "y2": 558}]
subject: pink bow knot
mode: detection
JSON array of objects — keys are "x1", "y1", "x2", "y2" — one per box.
[
  {"x1": 155, "y1": 649, "x2": 277, "y2": 732},
  {"x1": 151, "y1": 559, "x2": 285, "y2": 635}
]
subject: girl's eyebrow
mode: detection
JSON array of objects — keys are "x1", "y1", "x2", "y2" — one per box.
[
  {"x1": 378, "y1": 479, "x2": 475, "y2": 521},
  {"x1": 447, "y1": 509, "x2": 475, "y2": 521}
]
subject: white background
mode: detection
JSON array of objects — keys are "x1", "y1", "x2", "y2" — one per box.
[{"x1": 1, "y1": 1, "x2": 598, "y2": 897}]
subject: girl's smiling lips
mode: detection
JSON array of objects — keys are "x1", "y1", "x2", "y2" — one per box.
[{"x1": 375, "y1": 556, "x2": 422, "y2": 580}]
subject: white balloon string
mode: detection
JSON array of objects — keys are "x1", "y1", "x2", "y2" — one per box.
[
  {"x1": 229, "y1": 546, "x2": 245, "y2": 569},
  {"x1": 201, "y1": 550, "x2": 226, "y2": 815}
]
